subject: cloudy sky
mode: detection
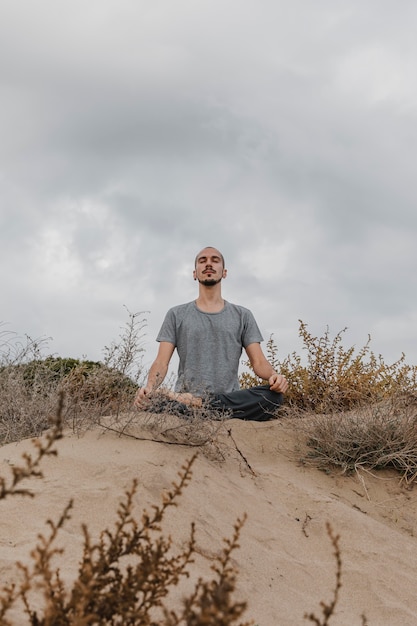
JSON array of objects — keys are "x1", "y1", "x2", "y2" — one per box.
[{"x1": 1, "y1": 0, "x2": 416, "y2": 377}]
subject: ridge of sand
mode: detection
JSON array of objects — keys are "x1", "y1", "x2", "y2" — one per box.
[{"x1": 1, "y1": 414, "x2": 417, "y2": 625}]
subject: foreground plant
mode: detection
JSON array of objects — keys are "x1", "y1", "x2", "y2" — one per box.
[
  {"x1": 0, "y1": 394, "x2": 375, "y2": 625},
  {"x1": 304, "y1": 523, "x2": 342, "y2": 625},
  {"x1": 304, "y1": 523, "x2": 368, "y2": 626},
  {"x1": 0, "y1": 449, "x2": 251, "y2": 625}
]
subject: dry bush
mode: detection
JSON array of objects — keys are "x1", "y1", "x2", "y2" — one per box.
[
  {"x1": 0, "y1": 394, "x2": 64, "y2": 502},
  {"x1": 0, "y1": 310, "x2": 146, "y2": 443},
  {"x1": 300, "y1": 393, "x2": 417, "y2": 482},
  {"x1": 59, "y1": 360, "x2": 138, "y2": 432},
  {"x1": 0, "y1": 391, "x2": 371, "y2": 625},
  {"x1": 304, "y1": 523, "x2": 368, "y2": 626},
  {"x1": 0, "y1": 404, "x2": 370, "y2": 626},
  {"x1": 109, "y1": 391, "x2": 232, "y2": 463},
  {"x1": 0, "y1": 371, "x2": 56, "y2": 443},
  {"x1": 0, "y1": 325, "x2": 49, "y2": 366},
  {"x1": 241, "y1": 321, "x2": 417, "y2": 483},
  {"x1": 240, "y1": 320, "x2": 417, "y2": 414},
  {"x1": 102, "y1": 306, "x2": 147, "y2": 385},
  {"x1": 0, "y1": 427, "x2": 252, "y2": 625},
  {"x1": 142, "y1": 390, "x2": 229, "y2": 424},
  {"x1": 0, "y1": 335, "x2": 60, "y2": 443},
  {"x1": 304, "y1": 523, "x2": 342, "y2": 625},
  {"x1": 0, "y1": 358, "x2": 138, "y2": 442}
]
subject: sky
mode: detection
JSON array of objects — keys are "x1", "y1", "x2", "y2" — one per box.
[{"x1": 1, "y1": 0, "x2": 416, "y2": 378}]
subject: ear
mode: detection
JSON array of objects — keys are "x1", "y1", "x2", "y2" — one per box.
[
  {"x1": 193, "y1": 269, "x2": 197, "y2": 280},
  {"x1": 222, "y1": 269, "x2": 227, "y2": 279}
]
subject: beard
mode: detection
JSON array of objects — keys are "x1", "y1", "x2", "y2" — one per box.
[{"x1": 198, "y1": 277, "x2": 222, "y2": 286}]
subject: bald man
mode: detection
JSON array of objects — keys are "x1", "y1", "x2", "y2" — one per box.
[{"x1": 135, "y1": 246, "x2": 288, "y2": 420}]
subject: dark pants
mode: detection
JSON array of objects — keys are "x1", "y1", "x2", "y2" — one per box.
[
  {"x1": 208, "y1": 385, "x2": 284, "y2": 421},
  {"x1": 147, "y1": 385, "x2": 283, "y2": 421}
]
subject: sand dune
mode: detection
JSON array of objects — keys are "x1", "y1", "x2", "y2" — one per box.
[{"x1": 1, "y1": 414, "x2": 417, "y2": 625}]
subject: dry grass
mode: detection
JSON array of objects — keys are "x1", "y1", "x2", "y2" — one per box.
[
  {"x1": 304, "y1": 523, "x2": 342, "y2": 625},
  {"x1": 298, "y1": 393, "x2": 417, "y2": 482},
  {"x1": 240, "y1": 320, "x2": 417, "y2": 486},
  {"x1": 0, "y1": 397, "x2": 367, "y2": 626},
  {"x1": 0, "y1": 418, "x2": 368, "y2": 626},
  {"x1": 0, "y1": 393, "x2": 64, "y2": 502},
  {"x1": 3, "y1": 314, "x2": 406, "y2": 623},
  {"x1": 3, "y1": 316, "x2": 417, "y2": 484},
  {"x1": 240, "y1": 320, "x2": 417, "y2": 413},
  {"x1": 303, "y1": 523, "x2": 369, "y2": 625},
  {"x1": 0, "y1": 310, "x2": 145, "y2": 444},
  {"x1": 0, "y1": 407, "x2": 252, "y2": 626}
]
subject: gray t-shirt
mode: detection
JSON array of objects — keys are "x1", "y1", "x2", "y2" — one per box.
[{"x1": 156, "y1": 300, "x2": 263, "y2": 395}]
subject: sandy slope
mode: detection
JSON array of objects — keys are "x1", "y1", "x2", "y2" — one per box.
[{"x1": 1, "y1": 413, "x2": 417, "y2": 625}]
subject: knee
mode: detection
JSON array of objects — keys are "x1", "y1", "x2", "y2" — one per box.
[{"x1": 261, "y1": 389, "x2": 284, "y2": 407}]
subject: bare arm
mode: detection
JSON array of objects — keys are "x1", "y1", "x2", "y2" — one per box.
[
  {"x1": 245, "y1": 342, "x2": 288, "y2": 393},
  {"x1": 134, "y1": 342, "x2": 175, "y2": 406}
]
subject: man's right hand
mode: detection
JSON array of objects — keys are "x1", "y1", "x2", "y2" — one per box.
[{"x1": 134, "y1": 387, "x2": 152, "y2": 408}]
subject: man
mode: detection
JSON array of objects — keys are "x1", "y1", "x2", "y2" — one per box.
[{"x1": 135, "y1": 246, "x2": 288, "y2": 420}]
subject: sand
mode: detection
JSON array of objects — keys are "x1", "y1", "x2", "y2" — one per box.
[{"x1": 1, "y1": 413, "x2": 417, "y2": 625}]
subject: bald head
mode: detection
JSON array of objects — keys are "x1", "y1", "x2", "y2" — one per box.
[{"x1": 194, "y1": 247, "x2": 225, "y2": 269}]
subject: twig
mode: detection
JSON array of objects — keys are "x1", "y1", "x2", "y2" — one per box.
[
  {"x1": 226, "y1": 428, "x2": 256, "y2": 476},
  {"x1": 98, "y1": 423, "x2": 209, "y2": 447},
  {"x1": 354, "y1": 466, "x2": 371, "y2": 501},
  {"x1": 302, "y1": 513, "x2": 312, "y2": 537}
]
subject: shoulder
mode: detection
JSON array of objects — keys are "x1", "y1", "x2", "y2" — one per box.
[
  {"x1": 165, "y1": 301, "x2": 196, "y2": 318},
  {"x1": 225, "y1": 302, "x2": 256, "y2": 318}
]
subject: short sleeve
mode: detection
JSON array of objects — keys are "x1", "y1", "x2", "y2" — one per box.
[
  {"x1": 156, "y1": 309, "x2": 177, "y2": 345},
  {"x1": 241, "y1": 308, "x2": 263, "y2": 347}
]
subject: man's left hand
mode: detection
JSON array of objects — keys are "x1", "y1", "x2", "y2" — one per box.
[{"x1": 269, "y1": 373, "x2": 289, "y2": 394}]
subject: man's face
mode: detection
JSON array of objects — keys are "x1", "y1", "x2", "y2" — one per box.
[{"x1": 193, "y1": 247, "x2": 227, "y2": 286}]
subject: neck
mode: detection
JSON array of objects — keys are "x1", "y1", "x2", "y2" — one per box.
[{"x1": 196, "y1": 284, "x2": 224, "y2": 312}]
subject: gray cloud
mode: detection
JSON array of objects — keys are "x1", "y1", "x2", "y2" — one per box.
[{"x1": 1, "y1": 0, "x2": 416, "y2": 368}]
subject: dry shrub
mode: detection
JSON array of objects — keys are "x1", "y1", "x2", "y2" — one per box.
[
  {"x1": 300, "y1": 393, "x2": 417, "y2": 482},
  {"x1": 0, "y1": 400, "x2": 362, "y2": 626},
  {"x1": 241, "y1": 320, "x2": 417, "y2": 483},
  {"x1": 304, "y1": 523, "x2": 342, "y2": 625},
  {"x1": 240, "y1": 320, "x2": 417, "y2": 414},
  {"x1": 0, "y1": 337, "x2": 60, "y2": 442},
  {"x1": 0, "y1": 417, "x2": 251, "y2": 626},
  {"x1": 0, "y1": 310, "x2": 145, "y2": 443},
  {"x1": 304, "y1": 523, "x2": 368, "y2": 626},
  {"x1": 0, "y1": 394, "x2": 64, "y2": 502},
  {"x1": 141, "y1": 390, "x2": 229, "y2": 424},
  {"x1": 0, "y1": 359, "x2": 139, "y2": 443},
  {"x1": 0, "y1": 369, "x2": 56, "y2": 443},
  {"x1": 112, "y1": 392, "x2": 231, "y2": 463},
  {"x1": 59, "y1": 360, "x2": 138, "y2": 432},
  {"x1": 0, "y1": 395, "x2": 370, "y2": 625}
]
